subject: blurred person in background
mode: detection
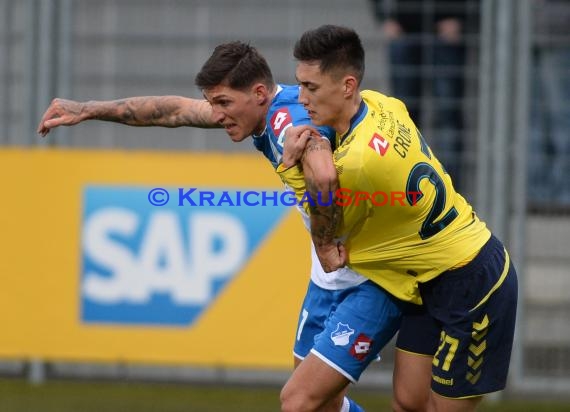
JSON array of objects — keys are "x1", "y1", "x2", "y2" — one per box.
[
  {"x1": 529, "y1": 0, "x2": 570, "y2": 208},
  {"x1": 369, "y1": 0, "x2": 478, "y2": 192},
  {"x1": 38, "y1": 41, "x2": 405, "y2": 412}
]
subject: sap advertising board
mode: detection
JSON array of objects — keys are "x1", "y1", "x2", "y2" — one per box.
[{"x1": 81, "y1": 186, "x2": 290, "y2": 326}]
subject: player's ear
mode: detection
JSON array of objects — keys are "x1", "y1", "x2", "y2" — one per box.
[
  {"x1": 343, "y1": 76, "x2": 358, "y2": 97},
  {"x1": 252, "y1": 83, "x2": 269, "y2": 105}
]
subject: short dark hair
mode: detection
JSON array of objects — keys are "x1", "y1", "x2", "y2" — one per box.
[
  {"x1": 195, "y1": 41, "x2": 275, "y2": 91},
  {"x1": 294, "y1": 25, "x2": 365, "y2": 84}
]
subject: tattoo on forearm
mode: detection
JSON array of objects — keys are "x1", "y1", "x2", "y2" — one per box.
[
  {"x1": 306, "y1": 176, "x2": 342, "y2": 247},
  {"x1": 301, "y1": 139, "x2": 329, "y2": 163},
  {"x1": 92, "y1": 96, "x2": 215, "y2": 128},
  {"x1": 299, "y1": 137, "x2": 341, "y2": 246},
  {"x1": 92, "y1": 98, "x2": 150, "y2": 125}
]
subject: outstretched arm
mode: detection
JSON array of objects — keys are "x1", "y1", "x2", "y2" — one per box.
[
  {"x1": 37, "y1": 96, "x2": 218, "y2": 136},
  {"x1": 301, "y1": 136, "x2": 347, "y2": 272}
]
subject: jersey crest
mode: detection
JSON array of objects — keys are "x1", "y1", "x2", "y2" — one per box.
[{"x1": 331, "y1": 322, "x2": 355, "y2": 346}]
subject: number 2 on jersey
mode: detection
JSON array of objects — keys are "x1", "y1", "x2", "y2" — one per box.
[{"x1": 406, "y1": 131, "x2": 458, "y2": 239}]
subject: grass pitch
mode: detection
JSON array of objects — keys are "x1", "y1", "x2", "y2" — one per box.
[{"x1": 1, "y1": 378, "x2": 569, "y2": 411}]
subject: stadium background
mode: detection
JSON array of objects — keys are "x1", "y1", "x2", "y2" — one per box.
[{"x1": 1, "y1": 0, "x2": 569, "y2": 409}]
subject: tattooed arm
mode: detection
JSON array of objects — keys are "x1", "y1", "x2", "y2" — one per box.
[
  {"x1": 300, "y1": 136, "x2": 347, "y2": 272},
  {"x1": 37, "y1": 96, "x2": 218, "y2": 136}
]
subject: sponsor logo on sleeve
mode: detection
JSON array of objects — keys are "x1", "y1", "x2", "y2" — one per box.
[{"x1": 271, "y1": 109, "x2": 293, "y2": 146}]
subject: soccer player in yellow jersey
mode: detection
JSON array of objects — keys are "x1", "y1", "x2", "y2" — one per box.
[{"x1": 279, "y1": 25, "x2": 518, "y2": 412}]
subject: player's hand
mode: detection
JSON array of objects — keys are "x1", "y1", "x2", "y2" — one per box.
[
  {"x1": 37, "y1": 98, "x2": 85, "y2": 137},
  {"x1": 281, "y1": 125, "x2": 320, "y2": 168},
  {"x1": 315, "y1": 242, "x2": 347, "y2": 273}
]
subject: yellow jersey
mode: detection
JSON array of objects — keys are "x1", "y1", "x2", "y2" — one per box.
[{"x1": 279, "y1": 90, "x2": 490, "y2": 304}]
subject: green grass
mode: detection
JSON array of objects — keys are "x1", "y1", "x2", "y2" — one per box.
[{"x1": 1, "y1": 378, "x2": 569, "y2": 411}]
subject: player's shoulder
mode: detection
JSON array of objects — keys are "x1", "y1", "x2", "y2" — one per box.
[
  {"x1": 268, "y1": 84, "x2": 334, "y2": 140},
  {"x1": 269, "y1": 84, "x2": 304, "y2": 118},
  {"x1": 360, "y1": 89, "x2": 416, "y2": 141},
  {"x1": 362, "y1": 89, "x2": 408, "y2": 115},
  {"x1": 273, "y1": 84, "x2": 300, "y2": 104},
  {"x1": 345, "y1": 91, "x2": 411, "y2": 166}
]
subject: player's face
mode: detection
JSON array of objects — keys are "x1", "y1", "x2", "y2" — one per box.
[
  {"x1": 203, "y1": 84, "x2": 266, "y2": 142},
  {"x1": 296, "y1": 61, "x2": 347, "y2": 132}
]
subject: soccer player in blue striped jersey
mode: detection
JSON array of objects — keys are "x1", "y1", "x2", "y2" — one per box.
[{"x1": 38, "y1": 41, "x2": 405, "y2": 412}]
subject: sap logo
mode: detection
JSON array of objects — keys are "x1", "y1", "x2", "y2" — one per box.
[
  {"x1": 81, "y1": 186, "x2": 289, "y2": 326},
  {"x1": 83, "y1": 210, "x2": 245, "y2": 305}
]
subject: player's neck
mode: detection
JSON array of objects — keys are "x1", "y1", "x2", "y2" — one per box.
[
  {"x1": 256, "y1": 85, "x2": 278, "y2": 134},
  {"x1": 267, "y1": 84, "x2": 278, "y2": 102},
  {"x1": 336, "y1": 93, "x2": 363, "y2": 136}
]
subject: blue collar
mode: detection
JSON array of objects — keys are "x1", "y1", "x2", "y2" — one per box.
[{"x1": 339, "y1": 99, "x2": 367, "y2": 146}]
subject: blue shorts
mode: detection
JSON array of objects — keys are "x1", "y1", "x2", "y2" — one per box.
[
  {"x1": 294, "y1": 279, "x2": 403, "y2": 382},
  {"x1": 396, "y1": 235, "x2": 518, "y2": 398}
]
